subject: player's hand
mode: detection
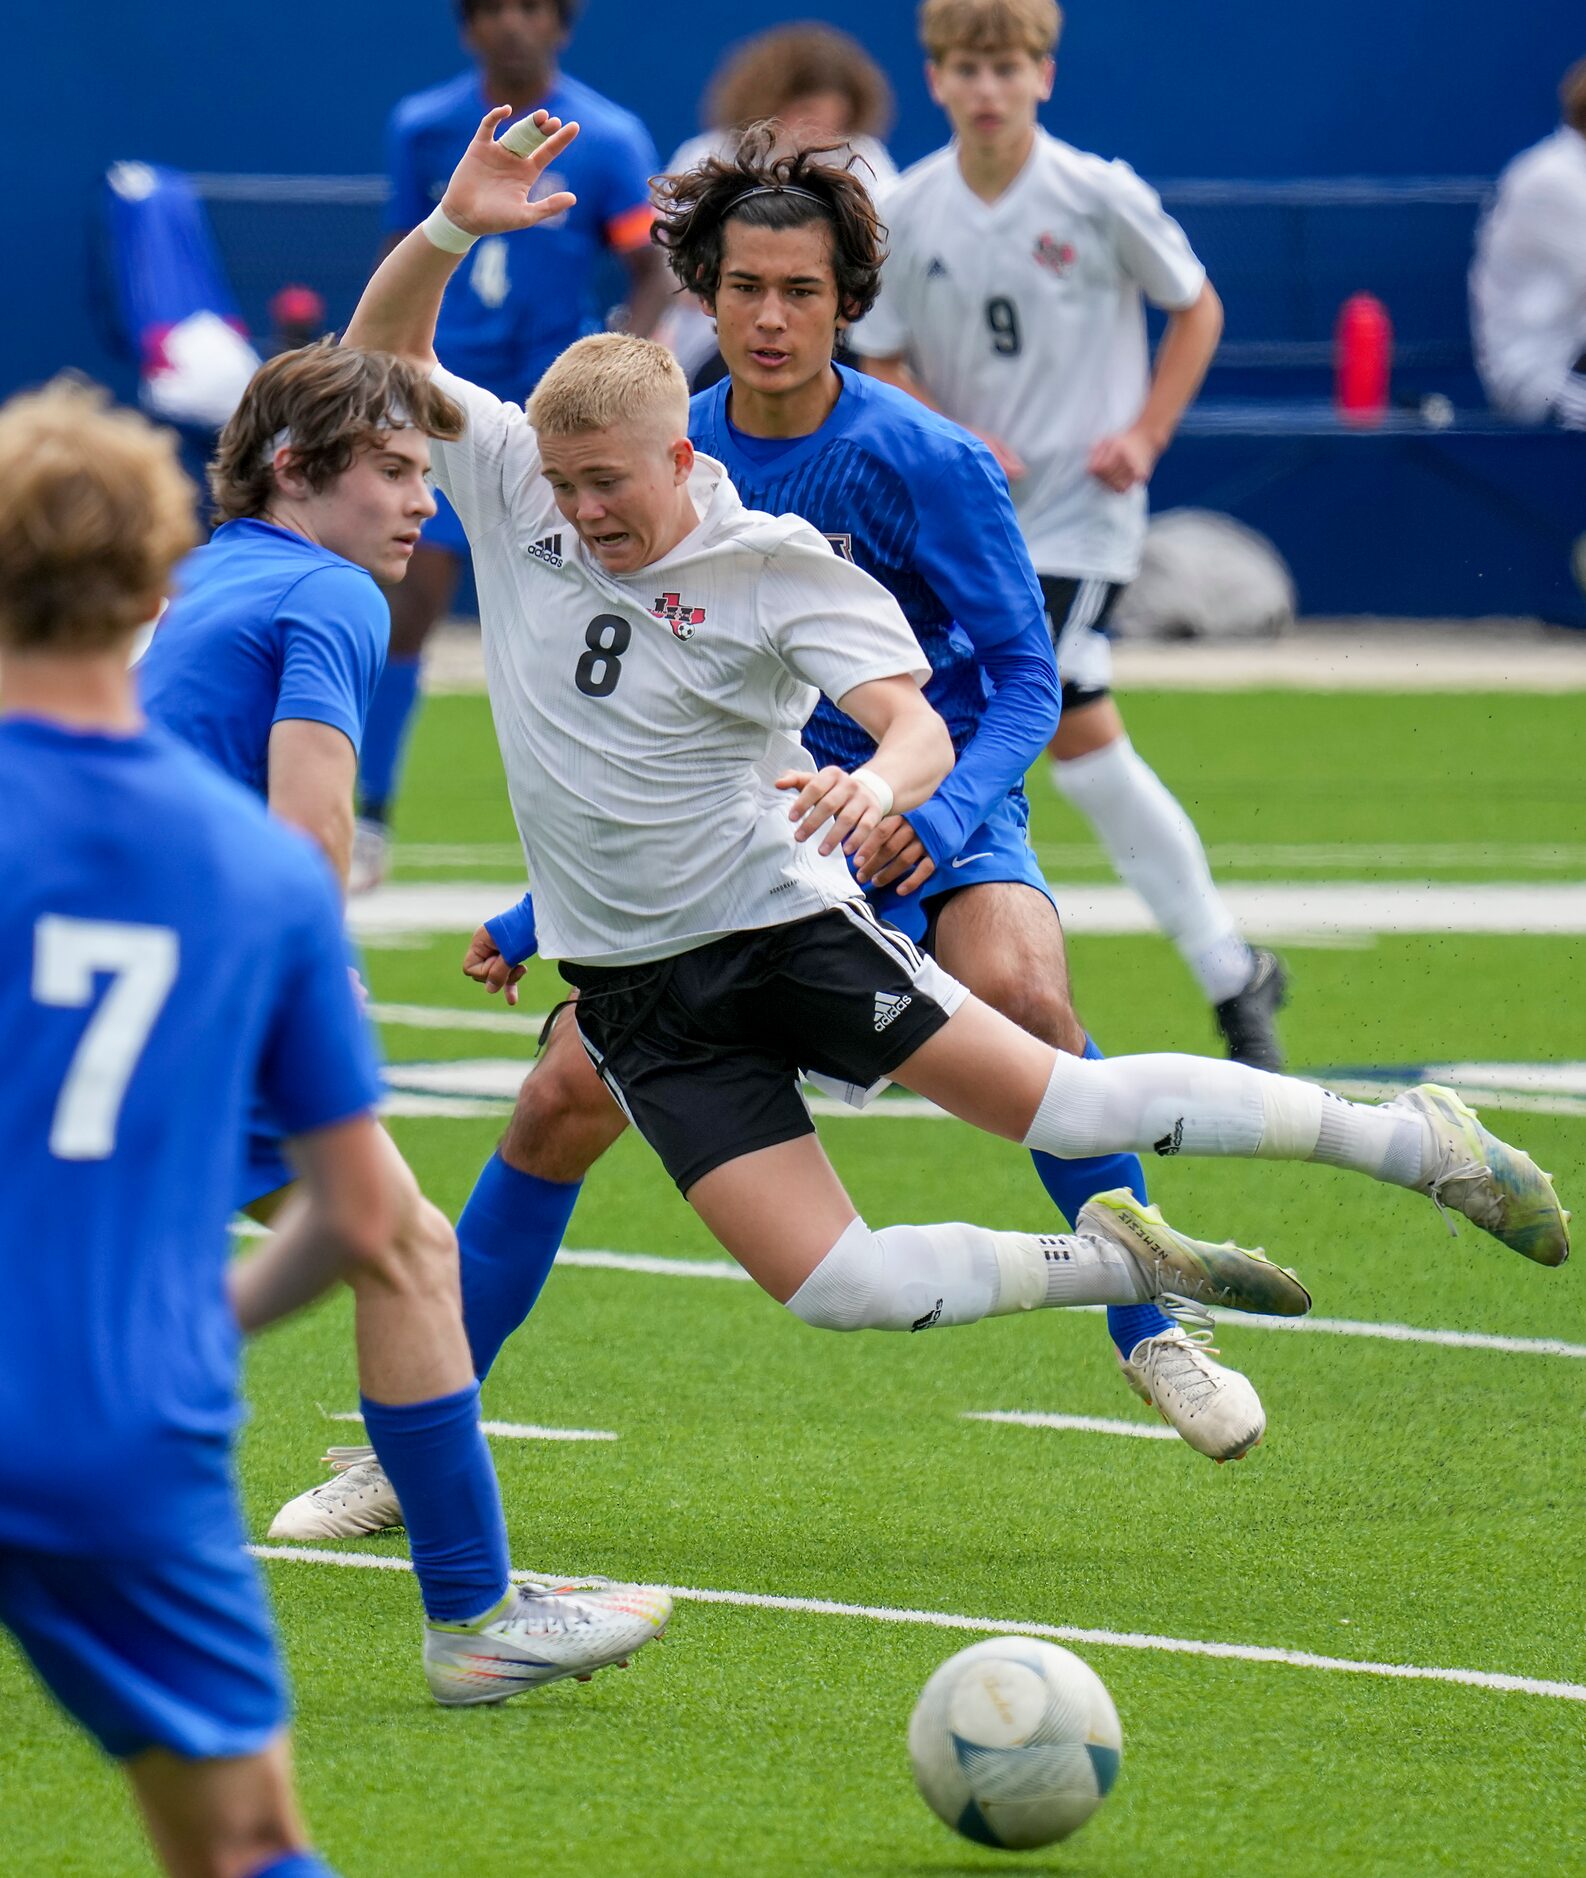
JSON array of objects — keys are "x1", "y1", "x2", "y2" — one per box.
[
  {"x1": 974, "y1": 431, "x2": 1027, "y2": 482},
  {"x1": 775, "y1": 767, "x2": 886, "y2": 857},
  {"x1": 462, "y1": 925, "x2": 528, "y2": 1006},
  {"x1": 1087, "y1": 426, "x2": 1161, "y2": 492},
  {"x1": 440, "y1": 107, "x2": 580, "y2": 239},
  {"x1": 852, "y1": 815, "x2": 935, "y2": 895}
]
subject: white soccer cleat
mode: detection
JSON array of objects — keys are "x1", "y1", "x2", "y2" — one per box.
[
  {"x1": 1390, "y1": 1083, "x2": 1570, "y2": 1267},
  {"x1": 424, "y1": 1581, "x2": 673, "y2": 1706},
  {"x1": 348, "y1": 817, "x2": 391, "y2": 896},
  {"x1": 1118, "y1": 1312, "x2": 1266, "y2": 1464},
  {"x1": 267, "y1": 1447, "x2": 404, "y2": 1541},
  {"x1": 1078, "y1": 1189, "x2": 1312, "y2": 1318}
]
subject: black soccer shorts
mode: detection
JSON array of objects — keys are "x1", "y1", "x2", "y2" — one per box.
[
  {"x1": 561, "y1": 902, "x2": 968, "y2": 1193},
  {"x1": 1040, "y1": 574, "x2": 1125, "y2": 712}
]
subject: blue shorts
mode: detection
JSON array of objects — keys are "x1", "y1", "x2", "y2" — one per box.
[
  {"x1": 239, "y1": 1130, "x2": 293, "y2": 1210},
  {"x1": 0, "y1": 1538, "x2": 287, "y2": 1760},
  {"x1": 872, "y1": 787, "x2": 1053, "y2": 946}
]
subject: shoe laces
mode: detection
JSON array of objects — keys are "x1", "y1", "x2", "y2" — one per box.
[
  {"x1": 308, "y1": 1445, "x2": 389, "y2": 1502},
  {"x1": 1137, "y1": 1299, "x2": 1226, "y2": 1407}
]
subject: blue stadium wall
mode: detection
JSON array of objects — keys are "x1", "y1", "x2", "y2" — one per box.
[{"x1": 6, "y1": 0, "x2": 1582, "y2": 616}]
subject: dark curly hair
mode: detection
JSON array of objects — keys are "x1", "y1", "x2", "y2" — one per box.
[{"x1": 652, "y1": 123, "x2": 886, "y2": 324}]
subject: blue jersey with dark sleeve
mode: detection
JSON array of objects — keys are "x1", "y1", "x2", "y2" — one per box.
[
  {"x1": 386, "y1": 70, "x2": 658, "y2": 402},
  {"x1": 688, "y1": 366, "x2": 1058, "y2": 866},
  {"x1": 0, "y1": 718, "x2": 381, "y2": 1557},
  {"x1": 138, "y1": 519, "x2": 388, "y2": 799}
]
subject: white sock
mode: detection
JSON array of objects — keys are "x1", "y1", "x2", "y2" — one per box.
[
  {"x1": 1021, "y1": 1051, "x2": 1429, "y2": 1189},
  {"x1": 1052, "y1": 738, "x2": 1255, "y2": 1003},
  {"x1": 784, "y1": 1217, "x2": 1149, "y2": 1333}
]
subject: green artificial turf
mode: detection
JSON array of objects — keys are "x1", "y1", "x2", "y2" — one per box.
[{"x1": 5, "y1": 689, "x2": 1583, "y2": 1877}]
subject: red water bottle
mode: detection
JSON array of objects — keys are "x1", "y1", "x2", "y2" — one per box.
[{"x1": 1334, "y1": 292, "x2": 1392, "y2": 425}]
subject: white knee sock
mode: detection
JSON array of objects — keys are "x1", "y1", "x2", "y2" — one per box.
[
  {"x1": 784, "y1": 1217, "x2": 1150, "y2": 1333},
  {"x1": 1022, "y1": 1052, "x2": 1428, "y2": 1188},
  {"x1": 1053, "y1": 738, "x2": 1254, "y2": 1003}
]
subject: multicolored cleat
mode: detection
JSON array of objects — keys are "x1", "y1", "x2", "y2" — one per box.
[
  {"x1": 424, "y1": 1581, "x2": 673, "y2": 1706},
  {"x1": 1079, "y1": 1189, "x2": 1312, "y2": 1319},
  {"x1": 1390, "y1": 1083, "x2": 1570, "y2": 1267}
]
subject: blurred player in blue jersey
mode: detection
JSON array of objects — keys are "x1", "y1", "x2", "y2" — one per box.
[
  {"x1": 139, "y1": 337, "x2": 670, "y2": 1690},
  {"x1": 351, "y1": 0, "x2": 670, "y2": 887},
  {"x1": 0, "y1": 376, "x2": 388, "y2": 1876}
]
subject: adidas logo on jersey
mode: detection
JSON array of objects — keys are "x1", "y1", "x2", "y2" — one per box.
[
  {"x1": 873, "y1": 990, "x2": 912, "y2": 1032},
  {"x1": 925, "y1": 256, "x2": 949, "y2": 279},
  {"x1": 526, "y1": 533, "x2": 564, "y2": 567}
]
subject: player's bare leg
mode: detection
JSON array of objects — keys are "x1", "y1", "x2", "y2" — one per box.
[
  {"x1": 930, "y1": 881, "x2": 1267, "y2": 1460},
  {"x1": 1049, "y1": 695, "x2": 1287, "y2": 1071},
  {"x1": 685, "y1": 1135, "x2": 1308, "y2": 1326},
  {"x1": 351, "y1": 543, "x2": 461, "y2": 893},
  {"x1": 126, "y1": 1732, "x2": 319, "y2": 1878},
  {"x1": 498, "y1": 1005, "x2": 630, "y2": 1182}
]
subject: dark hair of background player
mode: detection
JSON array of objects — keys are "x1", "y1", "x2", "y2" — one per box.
[
  {"x1": 209, "y1": 342, "x2": 466, "y2": 525},
  {"x1": 703, "y1": 24, "x2": 894, "y2": 139},
  {"x1": 652, "y1": 124, "x2": 887, "y2": 325},
  {"x1": 1562, "y1": 54, "x2": 1586, "y2": 135},
  {"x1": 456, "y1": 0, "x2": 580, "y2": 28}
]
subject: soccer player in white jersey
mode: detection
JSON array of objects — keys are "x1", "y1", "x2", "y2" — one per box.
[
  {"x1": 328, "y1": 108, "x2": 1565, "y2": 1398},
  {"x1": 848, "y1": 0, "x2": 1289, "y2": 1071}
]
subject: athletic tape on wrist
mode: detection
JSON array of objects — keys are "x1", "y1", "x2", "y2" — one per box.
[
  {"x1": 850, "y1": 767, "x2": 894, "y2": 818},
  {"x1": 421, "y1": 206, "x2": 477, "y2": 254}
]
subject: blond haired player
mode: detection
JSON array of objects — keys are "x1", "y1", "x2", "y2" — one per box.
[
  {"x1": 318, "y1": 111, "x2": 1564, "y2": 1411},
  {"x1": 850, "y1": 0, "x2": 1289, "y2": 1070}
]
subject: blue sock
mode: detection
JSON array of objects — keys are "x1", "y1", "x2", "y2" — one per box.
[
  {"x1": 246, "y1": 1855, "x2": 340, "y2": 1878},
  {"x1": 458, "y1": 1153, "x2": 581, "y2": 1381},
  {"x1": 358, "y1": 653, "x2": 422, "y2": 820},
  {"x1": 1029, "y1": 1035, "x2": 1177, "y2": 1358},
  {"x1": 359, "y1": 1382, "x2": 509, "y2": 1624}
]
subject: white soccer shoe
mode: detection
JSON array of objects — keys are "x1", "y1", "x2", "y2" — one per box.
[
  {"x1": 1118, "y1": 1312, "x2": 1266, "y2": 1464},
  {"x1": 1077, "y1": 1189, "x2": 1312, "y2": 1318},
  {"x1": 268, "y1": 1447, "x2": 403, "y2": 1541},
  {"x1": 424, "y1": 1581, "x2": 673, "y2": 1706},
  {"x1": 348, "y1": 818, "x2": 391, "y2": 896},
  {"x1": 1390, "y1": 1083, "x2": 1570, "y2": 1267}
]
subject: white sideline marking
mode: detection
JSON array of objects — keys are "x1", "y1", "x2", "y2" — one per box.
[
  {"x1": 369, "y1": 1000, "x2": 547, "y2": 1036},
  {"x1": 247, "y1": 1544, "x2": 1586, "y2": 1705},
  {"x1": 554, "y1": 1249, "x2": 1586, "y2": 1359},
  {"x1": 964, "y1": 1410, "x2": 1177, "y2": 1441},
  {"x1": 347, "y1": 880, "x2": 1586, "y2": 942},
  {"x1": 325, "y1": 1410, "x2": 616, "y2": 1443}
]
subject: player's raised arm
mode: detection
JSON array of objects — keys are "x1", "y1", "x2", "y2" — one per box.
[{"x1": 345, "y1": 107, "x2": 580, "y2": 365}]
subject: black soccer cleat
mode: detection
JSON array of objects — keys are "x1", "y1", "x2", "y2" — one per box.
[{"x1": 1213, "y1": 947, "x2": 1288, "y2": 1073}]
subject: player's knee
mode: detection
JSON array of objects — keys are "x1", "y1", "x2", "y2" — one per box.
[
  {"x1": 785, "y1": 1220, "x2": 882, "y2": 1331},
  {"x1": 500, "y1": 1051, "x2": 623, "y2": 1183},
  {"x1": 345, "y1": 1161, "x2": 458, "y2": 1303},
  {"x1": 981, "y1": 973, "x2": 1086, "y2": 1056}
]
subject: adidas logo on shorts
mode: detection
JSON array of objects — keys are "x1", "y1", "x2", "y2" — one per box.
[
  {"x1": 526, "y1": 532, "x2": 564, "y2": 567},
  {"x1": 873, "y1": 990, "x2": 912, "y2": 1032}
]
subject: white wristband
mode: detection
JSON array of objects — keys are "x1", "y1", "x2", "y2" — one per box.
[
  {"x1": 421, "y1": 205, "x2": 478, "y2": 254},
  {"x1": 850, "y1": 767, "x2": 895, "y2": 818}
]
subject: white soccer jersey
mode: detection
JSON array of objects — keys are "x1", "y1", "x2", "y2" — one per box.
[
  {"x1": 849, "y1": 132, "x2": 1205, "y2": 582},
  {"x1": 429, "y1": 367, "x2": 931, "y2": 966},
  {"x1": 1471, "y1": 127, "x2": 1586, "y2": 426}
]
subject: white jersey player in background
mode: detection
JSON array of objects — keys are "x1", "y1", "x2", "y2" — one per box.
[
  {"x1": 329, "y1": 105, "x2": 1564, "y2": 1431},
  {"x1": 850, "y1": 0, "x2": 1289, "y2": 1071}
]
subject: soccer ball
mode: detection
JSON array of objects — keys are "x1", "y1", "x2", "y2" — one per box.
[{"x1": 908, "y1": 1637, "x2": 1122, "y2": 1850}]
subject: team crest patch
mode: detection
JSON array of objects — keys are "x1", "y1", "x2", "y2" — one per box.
[
  {"x1": 651, "y1": 591, "x2": 705, "y2": 639},
  {"x1": 1034, "y1": 233, "x2": 1077, "y2": 276}
]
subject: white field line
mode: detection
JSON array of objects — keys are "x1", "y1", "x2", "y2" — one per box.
[
  {"x1": 247, "y1": 1543, "x2": 1586, "y2": 1704},
  {"x1": 347, "y1": 880, "x2": 1586, "y2": 942},
  {"x1": 369, "y1": 1000, "x2": 547, "y2": 1035},
  {"x1": 964, "y1": 1410, "x2": 1177, "y2": 1441},
  {"x1": 325, "y1": 1409, "x2": 615, "y2": 1443},
  {"x1": 554, "y1": 1249, "x2": 1586, "y2": 1359}
]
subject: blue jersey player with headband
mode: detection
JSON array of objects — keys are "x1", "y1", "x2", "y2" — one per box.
[
  {"x1": 351, "y1": 0, "x2": 670, "y2": 887},
  {"x1": 139, "y1": 334, "x2": 670, "y2": 1692},
  {"x1": 0, "y1": 376, "x2": 387, "y2": 1878}
]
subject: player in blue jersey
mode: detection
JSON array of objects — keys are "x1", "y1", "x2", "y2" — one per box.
[
  {"x1": 0, "y1": 377, "x2": 390, "y2": 1876},
  {"x1": 351, "y1": 0, "x2": 670, "y2": 887},
  {"x1": 140, "y1": 337, "x2": 670, "y2": 1688},
  {"x1": 451, "y1": 130, "x2": 1272, "y2": 1464}
]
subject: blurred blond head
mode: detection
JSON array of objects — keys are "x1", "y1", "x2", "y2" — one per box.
[
  {"x1": 0, "y1": 377, "x2": 198, "y2": 655},
  {"x1": 919, "y1": 0, "x2": 1062, "y2": 63}
]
